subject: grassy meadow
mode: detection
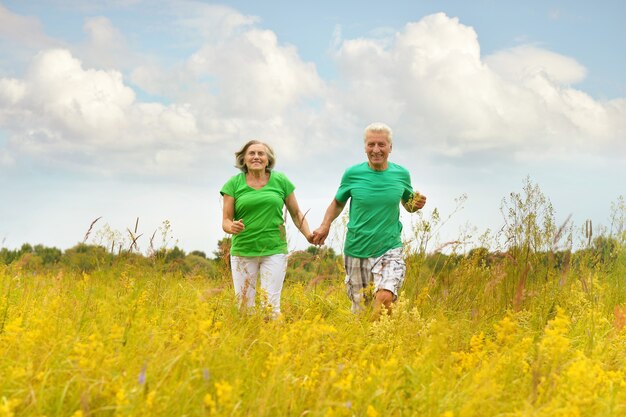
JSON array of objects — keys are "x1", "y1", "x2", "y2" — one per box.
[{"x1": 1, "y1": 185, "x2": 625, "y2": 417}]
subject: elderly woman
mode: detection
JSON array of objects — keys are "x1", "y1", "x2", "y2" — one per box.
[{"x1": 221, "y1": 140, "x2": 313, "y2": 317}]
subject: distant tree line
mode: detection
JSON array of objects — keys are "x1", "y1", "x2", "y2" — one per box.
[
  {"x1": 1, "y1": 232, "x2": 622, "y2": 288},
  {"x1": 0, "y1": 241, "x2": 225, "y2": 277}
]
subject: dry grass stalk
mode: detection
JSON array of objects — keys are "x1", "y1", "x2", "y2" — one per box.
[
  {"x1": 513, "y1": 261, "x2": 532, "y2": 311},
  {"x1": 82, "y1": 216, "x2": 102, "y2": 243},
  {"x1": 149, "y1": 230, "x2": 157, "y2": 255},
  {"x1": 614, "y1": 305, "x2": 626, "y2": 331},
  {"x1": 585, "y1": 219, "x2": 593, "y2": 247},
  {"x1": 552, "y1": 214, "x2": 572, "y2": 250},
  {"x1": 306, "y1": 275, "x2": 328, "y2": 290},
  {"x1": 432, "y1": 240, "x2": 463, "y2": 253},
  {"x1": 127, "y1": 229, "x2": 143, "y2": 252},
  {"x1": 580, "y1": 275, "x2": 589, "y2": 293}
]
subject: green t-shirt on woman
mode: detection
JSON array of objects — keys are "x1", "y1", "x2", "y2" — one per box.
[
  {"x1": 335, "y1": 162, "x2": 413, "y2": 258},
  {"x1": 220, "y1": 171, "x2": 295, "y2": 257}
]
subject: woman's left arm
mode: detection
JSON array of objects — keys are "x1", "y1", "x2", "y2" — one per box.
[{"x1": 285, "y1": 193, "x2": 314, "y2": 243}]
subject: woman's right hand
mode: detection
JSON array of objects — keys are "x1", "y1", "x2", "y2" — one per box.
[
  {"x1": 311, "y1": 226, "x2": 329, "y2": 245},
  {"x1": 230, "y1": 219, "x2": 245, "y2": 234}
]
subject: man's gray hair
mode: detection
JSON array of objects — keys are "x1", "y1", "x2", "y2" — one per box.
[{"x1": 363, "y1": 122, "x2": 393, "y2": 144}]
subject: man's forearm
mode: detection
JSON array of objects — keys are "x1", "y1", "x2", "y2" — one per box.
[{"x1": 321, "y1": 199, "x2": 345, "y2": 228}]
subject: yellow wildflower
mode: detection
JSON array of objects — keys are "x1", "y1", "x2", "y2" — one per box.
[
  {"x1": 539, "y1": 307, "x2": 571, "y2": 360},
  {"x1": 0, "y1": 397, "x2": 21, "y2": 417},
  {"x1": 215, "y1": 380, "x2": 234, "y2": 406},
  {"x1": 494, "y1": 314, "x2": 517, "y2": 345},
  {"x1": 203, "y1": 393, "x2": 217, "y2": 414},
  {"x1": 366, "y1": 405, "x2": 379, "y2": 417},
  {"x1": 469, "y1": 332, "x2": 485, "y2": 353},
  {"x1": 145, "y1": 390, "x2": 157, "y2": 409}
]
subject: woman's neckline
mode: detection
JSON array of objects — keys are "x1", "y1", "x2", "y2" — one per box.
[{"x1": 245, "y1": 170, "x2": 270, "y2": 190}]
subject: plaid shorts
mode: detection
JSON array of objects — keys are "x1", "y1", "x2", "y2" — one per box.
[{"x1": 344, "y1": 247, "x2": 406, "y2": 313}]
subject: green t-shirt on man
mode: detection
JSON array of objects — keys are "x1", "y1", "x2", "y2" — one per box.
[
  {"x1": 335, "y1": 162, "x2": 413, "y2": 258},
  {"x1": 220, "y1": 171, "x2": 295, "y2": 257}
]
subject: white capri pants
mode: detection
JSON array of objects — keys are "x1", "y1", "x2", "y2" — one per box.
[{"x1": 230, "y1": 254, "x2": 288, "y2": 316}]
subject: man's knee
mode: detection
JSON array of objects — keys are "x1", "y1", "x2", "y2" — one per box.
[{"x1": 375, "y1": 289, "x2": 394, "y2": 305}]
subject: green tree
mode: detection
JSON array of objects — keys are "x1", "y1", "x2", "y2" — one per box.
[
  {"x1": 62, "y1": 243, "x2": 111, "y2": 272},
  {"x1": 305, "y1": 245, "x2": 336, "y2": 258},
  {"x1": 164, "y1": 246, "x2": 186, "y2": 263},
  {"x1": 0, "y1": 248, "x2": 19, "y2": 264},
  {"x1": 33, "y1": 244, "x2": 62, "y2": 265}
]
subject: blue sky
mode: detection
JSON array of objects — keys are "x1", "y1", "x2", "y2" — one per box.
[{"x1": 1, "y1": 0, "x2": 625, "y2": 255}]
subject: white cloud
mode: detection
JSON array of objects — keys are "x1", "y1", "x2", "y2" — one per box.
[
  {"x1": 485, "y1": 45, "x2": 587, "y2": 85},
  {"x1": 130, "y1": 2, "x2": 326, "y2": 122},
  {"x1": 0, "y1": 78, "x2": 25, "y2": 105},
  {"x1": 78, "y1": 16, "x2": 138, "y2": 70},
  {"x1": 186, "y1": 28, "x2": 325, "y2": 117},
  {"x1": 24, "y1": 49, "x2": 135, "y2": 140},
  {"x1": 0, "y1": 4, "x2": 59, "y2": 49},
  {"x1": 84, "y1": 16, "x2": 124, "y2": 46},
  {"x1": 331, "y1": 12, "x2": 626, "y2": 157},
  {"x1": 0, "y1": 49, "x2": 204, "y2": 174},
  {"x1": 131, "y1": 3, "x2": 331, "y2": 158},
  {"x1": 174, "y1": 2, "x2": 260, "y2": 40}
]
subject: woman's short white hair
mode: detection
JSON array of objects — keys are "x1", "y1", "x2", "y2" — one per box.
[{"x1": 363, "y1": 122, "x2": 393, "y2": 144}]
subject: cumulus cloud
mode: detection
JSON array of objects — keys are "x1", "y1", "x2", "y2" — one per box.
[
  {"x1": 331, "y1": 12, "x2": 626, "y2": 158},
  {"x1": 186, "y1": 28, "x2": 325, "y2": 117},
  {"x1": 0, "y1": 2, "x2": 332, "y2": 176},
  {"x1": 132, "y1": 3, "x2": 329, "y2": 158},
  {"x1": 131, "y1": 2, "x2": 326, "y2": 120},
  {"x1": 0, "y1": 49, "x2": 203, "y2": 174},
  {"x1": 26, "y1": 49, "x2": 135, "y2": 137}
]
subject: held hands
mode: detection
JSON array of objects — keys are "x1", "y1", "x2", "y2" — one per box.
[
  {"x1": 311, "y1": 226, "x2": 330, "y2": 246},
  {"x1": 230, "y1": 219, "x2": 245, "y2": 234}
]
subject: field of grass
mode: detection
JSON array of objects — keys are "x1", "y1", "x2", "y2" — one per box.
[
  {"x1": 1, "y1": 239, "x2": 625, "y2": 417},
  {"x1": 2, "y1": 188, "x2": 625, "y2": 416}
]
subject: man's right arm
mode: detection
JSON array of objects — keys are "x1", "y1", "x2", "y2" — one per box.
[{"x1": 312, "y1": 198, "x2": 346, "y2": 245}]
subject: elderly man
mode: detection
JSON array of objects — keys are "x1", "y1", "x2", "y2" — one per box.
[{"x1": 312, "y1": 122, "x2": 427, "y2": 315}]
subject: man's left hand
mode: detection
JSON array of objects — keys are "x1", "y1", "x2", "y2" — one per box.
[{"x1": 405, "y1": 192, "x2": 427, "y2": 212}]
